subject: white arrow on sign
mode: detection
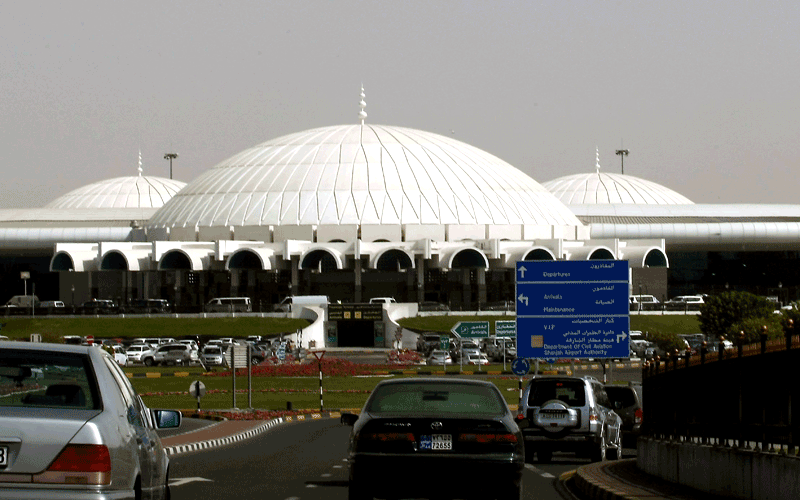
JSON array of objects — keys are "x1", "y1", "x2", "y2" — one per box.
[
  {"x1": 169, "y1": 477, "x2": 214, "y2": 487},
  {"x1": 616, "y1": 332, "x2": 628, "y2": 343},
  {"x1": 518, "y1": 265, "x2": 527, "y2": 278},
  {"x1": 517, "y1": 294, "x2": 529, "y2": 307}
]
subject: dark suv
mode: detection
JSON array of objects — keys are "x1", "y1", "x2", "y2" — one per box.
[
  {"x1": 604, "y1": 382, "x2": 643, "y2": 448},
  {"x1": 518, "y1": 375, "x2": 622, "y2": 463},
  {"x1": 122, "y1": 299, "x2": 171, "y2": 314},
  {"x1": 81, "y1": 299, "x2": 118, "y2": 315}
]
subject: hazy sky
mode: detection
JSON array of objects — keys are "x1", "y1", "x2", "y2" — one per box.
[{"x1": 2, "y1": 1, "x2": 798, "y2": 209}]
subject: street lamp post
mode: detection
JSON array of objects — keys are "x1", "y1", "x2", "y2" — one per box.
[
  {"x1": 615, "y1": 149, "x2": 629, "y2": 175},
  {"x1": 164, "y1": 153, "x2": 178, "y2": 180}
]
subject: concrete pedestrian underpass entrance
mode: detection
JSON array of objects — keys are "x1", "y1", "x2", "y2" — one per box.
[{"x1": 326, "y1": 303, "x2": 385, "y2": 348}]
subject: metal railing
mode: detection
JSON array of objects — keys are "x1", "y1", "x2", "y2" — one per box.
[{"x1": 643, "y1": 330, "x2": 800, "y2": 453}]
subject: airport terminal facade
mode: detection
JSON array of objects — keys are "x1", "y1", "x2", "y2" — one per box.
[{"x1": 3, "y1": 114, "x2": 800, "y2": 326}]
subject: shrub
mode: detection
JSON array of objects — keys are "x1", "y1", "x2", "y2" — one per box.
[
  {"x1": 644, "y1": 329, "x2": 689, "y2": 355},
  {"x1": 698, "y1": 291, "x2": 775, "y2": 338},
  {"x1": 728, "y1": 314, "x2": 784, "y2": 344}
]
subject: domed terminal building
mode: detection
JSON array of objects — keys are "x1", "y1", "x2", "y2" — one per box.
[
  {"x1": 6, "y1": 91, "x2": 800, "y2": 348},
  {"x1": 52, "y1": 120, "x2": 667, "y2": 334},
  {"x1": 543, "y1": 151, "x2": 800, "y2": 301},
  {"x1": 0, "y1": 158, "x2": 185, "y2": 301}
]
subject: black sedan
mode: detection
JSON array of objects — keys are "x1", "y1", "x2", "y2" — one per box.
[{"x1": 341, "y1": 378, "x2": 527, "y2": 500}]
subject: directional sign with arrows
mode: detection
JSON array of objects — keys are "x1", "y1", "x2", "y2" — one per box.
[
  {"x1": 516, "y1": 260, "x2": 630, "y2": 359},
  {"x1": 450, "y1": 321, "x2": 490, "y2": 339}
]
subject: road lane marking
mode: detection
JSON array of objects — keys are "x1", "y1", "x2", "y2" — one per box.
[
  {"x1": 169, "y1": 477, "x2": 213, "y2": 487},
  {"x1": 524, "y1": 464, "x2": 555, "y2": 478}
]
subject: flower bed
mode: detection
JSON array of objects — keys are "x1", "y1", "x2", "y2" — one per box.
[{"x1": 203, "y1": 355, "x2": 422, "y2": 378}]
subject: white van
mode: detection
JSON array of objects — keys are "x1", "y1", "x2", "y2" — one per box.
[
  {"x1": 369, "y1": 297, "x2": 397, "y2": 304},
  {"x1": 274, "y1": 295, "x2": 329, "y2": 313},
  {"x1": 205, "y1": 297, "x2": 252, "y2": 313},
  {"x1": 629, "y1": 294, "x2": 660, "y2": 311},
  {"x1": 39, "y1": 301, "x2": 65, "y2": 309}
]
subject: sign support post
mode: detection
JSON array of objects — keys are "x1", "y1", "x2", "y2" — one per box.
[
  {"x1": 450, "y1": 321, "x2": 489, "y2": 372},
  {"x1": 247, "y1": 344, "x2": 253, "y2": 410},
  {"x1": 312, "y1": 350, "x2": 326, "y2": 411}
]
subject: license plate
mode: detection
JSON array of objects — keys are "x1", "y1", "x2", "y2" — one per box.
[
  {"x1": 0, "y1": 446, "x2": 7, "y2": 466},
  {"x1": 420, "y1": 434, "x2": 452, "y2": 450}
]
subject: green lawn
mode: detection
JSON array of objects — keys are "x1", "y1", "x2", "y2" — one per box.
[{"x1": 129, "y1": 365, "x2": 524, "y2": 411}]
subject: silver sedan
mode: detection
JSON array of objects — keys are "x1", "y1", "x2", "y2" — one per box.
[{"x1": 0, "y1": 342, "x2": 181, "y2": 499}]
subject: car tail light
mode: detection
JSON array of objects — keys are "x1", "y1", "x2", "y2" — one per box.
[
  {"x1": 635, "y1": 408, "x2": 643, "y2": 425},
  {"x1": 34, "y1": 444, "x2": 111, "y2": 485},
  {"x1": 589, "y1": 408, "x2": 600, "y2": 422},
  {"x1": 459, "y1": 433, "x2": 518, "y2": 443}
]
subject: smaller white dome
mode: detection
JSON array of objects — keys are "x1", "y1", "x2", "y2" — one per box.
[
  {"x1": 543, "y1": 172, "x2": 693, "y2": 205},
  {"x1": 46, "y1": 176, "x2": 186, "y2": 209}
]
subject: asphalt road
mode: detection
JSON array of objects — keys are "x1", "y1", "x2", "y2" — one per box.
[{"x1": 165, "y1": 417, "x2": 636, "y2": 500}]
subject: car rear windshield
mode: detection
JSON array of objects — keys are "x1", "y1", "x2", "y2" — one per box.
[
  {"x1": 528, "y1": 379, "x2": 586, "y2": 407},
  {"x1": 0, "y1": 349, "x2": 100, "y2": 410},
  {"x1": 366, "y1": 382, "x2": 506, "y2": 416},
  {"x1": 605, "y1": 386, "x2": 637, "y2": 407}
]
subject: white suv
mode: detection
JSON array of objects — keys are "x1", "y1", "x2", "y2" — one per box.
[
  {"x1": 665, "y1": 295, "x2": 705, "y2": 311},
  {"x1": 126, "y1": 344, "x2": 155, "y2": 366},
  {"x1": 518, "y1": 375, "x2": 622, "y2": 463}
]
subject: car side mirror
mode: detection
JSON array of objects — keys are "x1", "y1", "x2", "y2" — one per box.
[
  {"x1": 340, "y1": 412, "x2": 359, "y2": 426},
  {"x1": 152, "y1": 409, "x2": 182, "y2": 429}
]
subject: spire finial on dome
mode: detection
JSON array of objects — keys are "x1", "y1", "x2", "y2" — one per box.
[
  {"x1": 138, "y1": 149, "x2": 143, "y2": 176},
  {"x1": 595, "y1": 146, "x2": 601, "y2": 174},
  {"x1": 358, "y1": 85, "x2": 367, "y2": 125}
]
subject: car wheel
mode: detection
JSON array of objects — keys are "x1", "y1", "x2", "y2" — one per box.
[
  {"x1": 538, "y1": 449, "x2": 552, "y2": 463},
  {"x1": 607, "y1": 446, "x2": 619, "y2": 460},
  {"x1": 524, "y1": 445, "x2": 534, "y2": 463},
  {"x1": 251, "y1": 357, "x2": 261, "y2": 365},
  {"x1": 498, "y1": 480, "x2": 522, "y2": 500},
  {"x1": 348, "y1": 481, "x2": 372, "y2": 500},
  {"x1": 144, "y1": 357, "x2": 154, "y2": 367}
]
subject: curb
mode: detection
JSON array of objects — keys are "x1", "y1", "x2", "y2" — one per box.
[
  {"x1": 163, "y1": 417, "x2": 285, "y2": 456},
  {"x1": 572, "y1": 460, "x2": 632, "y2": 500}
]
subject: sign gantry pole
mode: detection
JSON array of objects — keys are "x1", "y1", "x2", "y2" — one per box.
[{"x1": 312, "y1": 350, "x2": 326, "y2": 412}]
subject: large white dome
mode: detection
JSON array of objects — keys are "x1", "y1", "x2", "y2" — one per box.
[
  {"x1": 543, "y1": 172, "x2": 693, "y2": 205},
  {"x1": 46, "y1": 175, "x2": 186, "y2": 209},
  {"x1": 147, "y1": 125, "x2": 582, "y2": 229}
]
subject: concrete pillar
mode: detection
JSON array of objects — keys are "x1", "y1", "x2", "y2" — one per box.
[
  {"x1": 477, "y1": 267, "x2": 487, "y2": 306},
  {"x1": 462, "y1": 268, "x2": 471, "y2": 308},
  {"x1": 416, "y1": 256, "x2": 426, "y2": 302},
  {"x1": 291, "y1": 256, "x2": 299, "y2": 294},
  {"x1": 354, "y1": 258, "x2": 362, "y2": 302}
]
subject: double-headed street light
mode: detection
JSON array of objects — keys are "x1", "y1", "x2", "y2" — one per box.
[
  {"x1": 615, "y1": 149, "x2": 629, "y2": 175},
  {"x1": 164, "y1": 153, "x2": 178, "y2": 180}
]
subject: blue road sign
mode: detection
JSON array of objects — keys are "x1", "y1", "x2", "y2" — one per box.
[
  {"x1": 511, "y1": 358, "x2": 530, "y2": 376},
  {"x1": 516, "y1": 282, "x2": 629, "y2": 316},
  {"x1": 516, "y1": 260, "x2": 630, "y2": 360},
  {"x1": 517, "y1": 316, "x2": 630, "y2": 359}
]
